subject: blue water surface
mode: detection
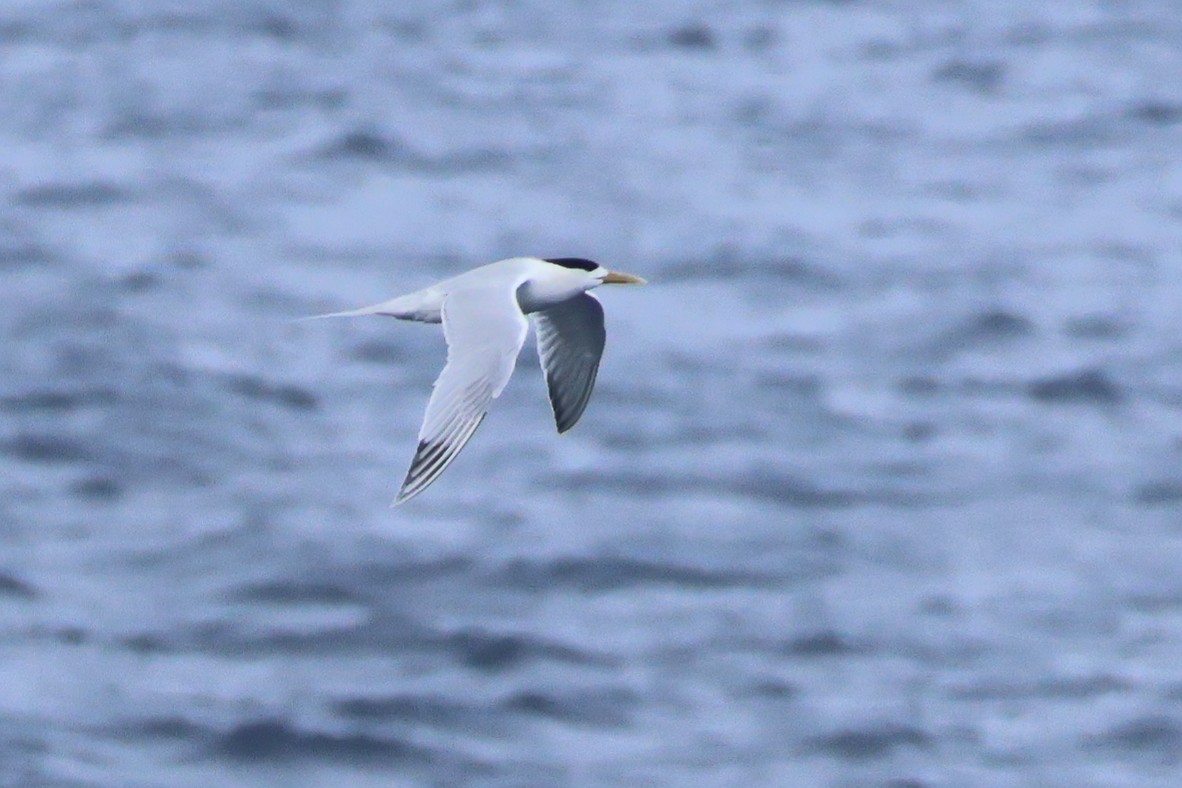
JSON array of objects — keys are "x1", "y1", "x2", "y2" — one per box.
[{"x1": 3, "y1": 1, "x2": 1182, "y2": 785}]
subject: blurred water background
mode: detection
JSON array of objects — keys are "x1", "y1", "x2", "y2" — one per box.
[{"x1": 3, "y1": 1, "x2": 1182, "y2": 785}]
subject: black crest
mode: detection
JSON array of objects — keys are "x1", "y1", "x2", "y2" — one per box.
[{"x1": 543, "y1": 257, "x2": 599, "y2": 272}]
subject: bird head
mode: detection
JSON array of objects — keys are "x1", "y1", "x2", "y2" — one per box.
[{"x1": 542, "y1": 258, "x2": 647, "y2": 286}]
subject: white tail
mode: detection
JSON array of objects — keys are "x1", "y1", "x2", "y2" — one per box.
[
  {"x1": 296, "y1": 290, "x2": 442, "y2": 324},
  {"x1": 298, "y1": 304, "x2": 390, "y2": 321},
  {"x1": 295, "y1": 294, "x2": 420, "y2": 322}
]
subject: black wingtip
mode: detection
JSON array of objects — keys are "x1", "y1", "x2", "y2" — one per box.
[
  {"x1": 393, "y1": 439, "x2": 436, "y2": 505},
  {"x1": 392, "y1": 414, "x2": 488, "y2": 505}
]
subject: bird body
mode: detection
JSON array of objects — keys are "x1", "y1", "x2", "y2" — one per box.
[
  {"x1": 314, "y1": 257, "x2": 616, "y2": 323},
  {"x1": 313, "y1": 256, "x2": 645, "y2": 504}
]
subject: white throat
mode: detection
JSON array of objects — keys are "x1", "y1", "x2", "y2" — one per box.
[{"x1": 515, "y1": 262, "x2": 598, "y2": 314}]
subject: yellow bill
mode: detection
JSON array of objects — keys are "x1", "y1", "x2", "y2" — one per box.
[{"x1": 601, "y1": 270, "x2": 647, "y2": 285}]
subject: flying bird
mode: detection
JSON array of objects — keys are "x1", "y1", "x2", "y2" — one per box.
[{"x1": 312, "y1": 257, "x2": 646, "y2": 504}]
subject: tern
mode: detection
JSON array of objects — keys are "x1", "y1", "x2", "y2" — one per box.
[{"x1": 313, "y1": 257, "x2": 646, "y2": 504}]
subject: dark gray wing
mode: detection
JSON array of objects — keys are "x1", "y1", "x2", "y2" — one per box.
[{"x1": 532, "y1": 293, "x2": 606, "y2": 433}]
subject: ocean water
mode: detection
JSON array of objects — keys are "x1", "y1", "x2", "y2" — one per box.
[{"x1": 3, "y1": 1, "x2": 1182, "y2": 785}]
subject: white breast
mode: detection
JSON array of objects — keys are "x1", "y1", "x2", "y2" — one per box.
[{"x1": 515, "y1": 269, "x2": 592, "y2": 314}]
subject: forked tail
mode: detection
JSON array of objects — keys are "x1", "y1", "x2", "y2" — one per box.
[
  {"x1": 296, "y1": 295, "x2": 419, "y2": 322},
  {"x1": 297, "y1": 303, "x2": 390, "y2": 321}
]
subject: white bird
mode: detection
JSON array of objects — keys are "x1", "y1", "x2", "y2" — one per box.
[{"x1": 312, "y1": 256, "x2": 646, "y2": 504}]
